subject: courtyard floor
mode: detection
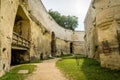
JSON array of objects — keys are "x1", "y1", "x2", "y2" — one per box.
[{"x1": 25, "y1": 58, "x2": 68, "y2": 80}]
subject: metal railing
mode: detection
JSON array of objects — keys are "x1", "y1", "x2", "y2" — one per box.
[{"x1": 12, "y1": 32, "x2": 30, "y2": 49}]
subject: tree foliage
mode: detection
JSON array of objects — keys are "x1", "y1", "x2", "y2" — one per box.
[{"x1": 48, "y1": 9, "x2": 78, "y2": 31}]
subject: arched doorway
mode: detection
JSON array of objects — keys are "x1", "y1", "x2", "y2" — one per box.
[
  {"x1": 70, "y1": 42, "x2": 73, "y2": 54},
  {"x1": 11, "y1": 6, "x2": 30, "y2": 65}
]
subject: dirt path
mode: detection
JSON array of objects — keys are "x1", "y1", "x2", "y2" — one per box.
[{"x1": 25, "y1": 58, "x2": 68, "y2": 80}]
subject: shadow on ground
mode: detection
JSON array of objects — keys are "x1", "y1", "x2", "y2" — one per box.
[
  {"x1": 57, "y1": 55, "x2": 120, "y2": 80},
  {"x1": 81, "y1": 57, "x2": 120, "y2": 80}
]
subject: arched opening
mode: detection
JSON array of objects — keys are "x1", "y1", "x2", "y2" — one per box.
[
  {"x1": 40, "y1": 53, "x2": 43, "y2": 60},
  {"x1": 11, "y1": 6, "x2": 30, "y2": 65},
  {"x1": 51, "y1": 32, "x2": 56, "y2": 56},
  {"x1": 70, "y1": 42, "x2": 73, "y2": 54}
]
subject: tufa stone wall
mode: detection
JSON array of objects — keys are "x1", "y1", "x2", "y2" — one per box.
[
  {"x1": 0, "y1": 0, "x2": 20, "y2": 76},
  {"x1": 56, "y1": 38, "x2": 70, "y2": 56},
  {"x1": 85, "y1": 0, "x2": 120, "y2": 69},
  {"x1": 100, "y1": 53, "x2": 120, "y2": 69},
  {"x1": 73, "y1": 41, "x2": 85, "y2": 55},
  {"x1": 28, "y1": 0, "x2": 84, "y2": 41},
  {"x1": 0, "y1": 0, "x2": 85, "y2": 77},
  {"x1": 84, "y1": 1, "x2": 98, "y2": 58}
]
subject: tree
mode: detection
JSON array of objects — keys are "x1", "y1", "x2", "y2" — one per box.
[{"x1": 48, "y1": 9, "x2": 78, "y2": 31}]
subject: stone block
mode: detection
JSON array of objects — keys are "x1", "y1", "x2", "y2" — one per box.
[{"x1": 18, "y1": 70, "x2": 29, "y2": 74}]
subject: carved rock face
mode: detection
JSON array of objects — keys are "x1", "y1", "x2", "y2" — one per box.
[
  {"x1": 84, "y1": 0, "x2": 120, "y2": 69},
  {"x1": 94, "y1": 0, "x2": 120, "y2": 69},
  {"x1": 94, "y1": 0, "x2": 120, "y2": 48}
]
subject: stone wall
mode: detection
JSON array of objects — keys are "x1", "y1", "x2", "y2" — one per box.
[
  {"x1": 95, "y1": 0, "x2": 120, "y2": 69},
  {"x1": 84, "y1": 1, "x2": 98, "y2": 58},
  {"x1": 85, "y1": 0, "x2": 120, "y2": 69},
  {"x1": 0, "y1": 0, "x2": 85, "y2": 77},
  {"x1": 100, "y1": 53, "x2": 120, "y2": 69},
  {"x1": 28, "y1": 0, "x2": 85, "y2": 57},
  {"x1": 73, "y1": 41, "x2": 85, "y2": 55},
  {"x1": 29, "y1": 21, "x2": 51, "y2": 60},
  {"x1": 0, "y1": 0, "x2": 19, "y2": 76},
  {"x1": 56, "y1": 38, "x2": 70, "y2": 56},
  {"x1": 28, "y1": 0, "x2": 83, "y2": 41}
]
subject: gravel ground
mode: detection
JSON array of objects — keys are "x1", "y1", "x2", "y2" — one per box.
[{"x1": 25, "y1": 58, "x2": 68, "y2": 80}]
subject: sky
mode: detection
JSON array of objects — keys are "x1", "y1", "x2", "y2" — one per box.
[{"x1": 41, "y1": 0, "x2": 91, "y2": 31}]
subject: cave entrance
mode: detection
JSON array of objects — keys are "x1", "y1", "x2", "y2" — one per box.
[
  {"x1": 11, "y1": 49, "x2": 29, "y2": 65},
  {"x1": 11, "y1": 6, "x2": 30, "y2": 65}
]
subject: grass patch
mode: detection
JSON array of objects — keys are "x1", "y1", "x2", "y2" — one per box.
[
  {"x1": 0, "y1": 64, "x2": 36, "y2": 80},
  {"x1": 30, "y1": 59, "x2": 42, "y2": 63},
  {"x1": 56, "y1": 57, "x2": 120, "y2": 80},
  {"x1": 59, "y1": 54, "x2": 85, "y2": 59},
  {"x1": 59, "y1": 54, "x2": 72, "y2": 57}
]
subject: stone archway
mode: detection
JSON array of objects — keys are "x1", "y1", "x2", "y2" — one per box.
[{"x1": 11, "y1": 6, "x2": 30, "y2": 65}]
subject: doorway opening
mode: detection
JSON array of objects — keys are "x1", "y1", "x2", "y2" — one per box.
[
  {"x1": 70, "y1": 42, "x2": 73, "y2": 54},
  {"x1": 11, "y1": 49, "x2": 29, "y2": 65},
  {"x1": 11, "y1": 6, "x2": 30, "y2": 65}
]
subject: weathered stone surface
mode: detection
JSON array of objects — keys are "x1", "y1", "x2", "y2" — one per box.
[
  {"x1": 84, "y1": 1, "x2": 98, "y2": 58},
  {"x1": 100, "y1": 53, "x2": 120, "y2": 69},
  {"x1": 0, "y1": 0, "x2": 84, "y2": 77},
  {"x1": 85, "y1": 0, "x2": 120, "y2": 69},
  {"x1": 18, "y1": 70, "x2": 29, "y2": 74}
]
